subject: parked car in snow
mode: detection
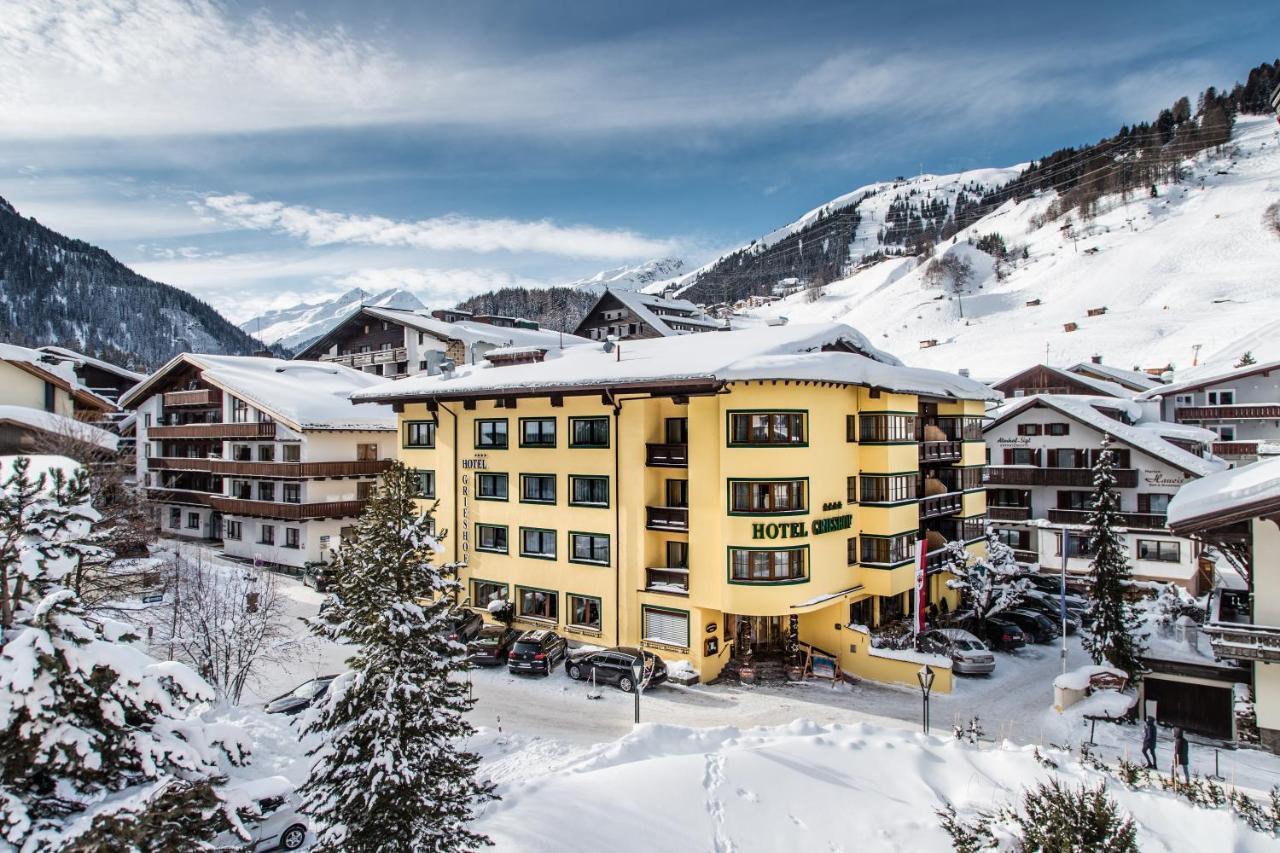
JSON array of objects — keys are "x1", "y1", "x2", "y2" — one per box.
[
  {"x1": 1001, "y1": 609, "x2": 1061, "y2": 644},
  {"x1": 466, "y1": 624, "x2": 522, "y2": 666},
  {"x1": 919, "y1": 629, "x2": 996, "y2": 675},
  {"x1": 507, "y1": 629, "x2": 568, "y2": 676},
  {"x1": 566, "y1": 647, "x2": 668, "y2": 692},
  {"x1": 979, "y1": 616, "x2": 1027, "y2": 651},
  {"x1": 1018, "y1": 594, "x2": 1082, "y2": 634},
  {"x1": 445, "y1": 609, "x2": 485, "y2": 644},
  {"x1": 214, "y1": 780, "x2": 310, "y2": 851},
  {"x1": 301, "y1": 564, "x2": 332, "y2": 592},
  {"x1": 265, "y1": 675, "x2": 337, "y2": 715}
]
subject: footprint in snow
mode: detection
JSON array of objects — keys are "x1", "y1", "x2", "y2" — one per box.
[
  {"x1": 735, "y1": 788, "x2": 758, "y2": 802},
  {"x1": 789, "y1": 814, "x2": 807, "y2": 830}
]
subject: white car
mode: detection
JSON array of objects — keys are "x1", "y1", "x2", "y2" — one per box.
[{"x1": 215, "y1": 780, "x2": 310, "y2": 851}]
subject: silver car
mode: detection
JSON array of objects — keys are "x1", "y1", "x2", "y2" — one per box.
[
  {"x1": 215, "y1": 781, "x2": 310, "y2": 851},
  {"x1": 921, "y1": 628, "x2": 996, "y2": 675}
]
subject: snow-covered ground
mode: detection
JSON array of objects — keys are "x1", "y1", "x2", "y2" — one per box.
[{"x1": 736, "y1": 116, "x2": 1280, "y2": 380}]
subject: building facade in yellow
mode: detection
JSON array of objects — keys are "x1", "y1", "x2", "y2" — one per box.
[{"x1": 357, "y1": 324, "x2": 996, "y2": 689}]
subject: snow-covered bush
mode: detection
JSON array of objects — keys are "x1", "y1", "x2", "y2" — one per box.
[{"x1": 938, "y1": 779, "x2": 1138, "y2": 852}]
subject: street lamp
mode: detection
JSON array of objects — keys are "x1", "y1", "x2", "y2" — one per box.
[
  {"x1": 631, "y1": 656, "x2": 645, "y2": 724},
  {"x1": 917, "y1": 665, "x2": 936, "y2": 734}
]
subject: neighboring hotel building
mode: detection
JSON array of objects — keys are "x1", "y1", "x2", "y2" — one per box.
[
  {"x1": 351, "y1": 323, "x2": 995, "y2": 687},
  {"x1": 122, "y1": 355, "x2": 397, "y2": 568},
  {"x1": 573, "y1": 289, "x2": 728, "y2": 341},
  {"x1": 984, "y1": 394, "x2": 1225, "y2": 590},
  {"x1": 1139, "y1": 358, "x2": 1280, "y2": 465}
]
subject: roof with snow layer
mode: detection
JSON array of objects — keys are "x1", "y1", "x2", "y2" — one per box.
[
  {"x1": 0, "y1": 343, "x2": 118, "y2": 412},
  {"x1": 352, "y1": 322, "x2": 998, "y2": 404},
  {"x1": 1067, "y1": 362, "x2": 1165, "y2": 392},
  {"x1": 1137, "y1": 357, "x2": 1280, "y2": 401},
  {"x1": 37, "y1": 345, "x2": 147, "y2": 384},
  {"x1": 1168, "y1": 454, "x2": 1280, "y2": 532},
  {"x1": 984, "y1": 394, "x2": 1224, "y2": 478}
]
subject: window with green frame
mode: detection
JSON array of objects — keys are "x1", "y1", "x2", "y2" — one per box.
[
  {"x1": 728, "y1": 411, "x2": 806, "y2": 446},
  {"x1": 476, "y1": 472, "x2": 508, "y2": 500},
  {"x1": 569, "y1": 532, "x2": 610, "y2": 564},
  {"x1": 569, "y1": 416, "x2": 609, "y2": 447},
  {"x1": 403, "y1": 420, "x2": 436, "y2": 448},
  {"x1": 859, "y1": 534, "x2": 914, "y2": 566},
  {"x1": 475, "y1": 524, "x2": 508, "y2": 553},
  {"x1": 728, "y1": 479, "x2": 806, "y2": 514},
  {"x1": 567, "y1": 594, "x2": 602, "y2": 630},
  {"x1": 517, "y1": 586, "x2": 557, "y2": 620},
  {"x1": 859, "y1": 414, "x2": 916, "y2": 443},
  {"x1": 858, "y1": 473, "x2": 917, "y2": 504},
  {"x1": 409, "y1": 469, "x2": 435, "y2": 498},
  {"x1": 471, "y1": 579, "x2": 507, "y2": 607},
  {"x1": 520, "y1": 417, "x2": 556, "y2": 448},
  {"x1": 475, "y1": 418, "x2": 508, "y2": 449},
  {"x1": 728, "y1": 547, "x2": 806, "y2": 583},
  {"x1": 520, "y1": 473, "x2": 556, "y2": 503},
  {"x1": 520, "y1": 527, "x2": 556, "y2": 559},
  {"x1": 569, "y1": 475, "x2": 609, "y2": 507}
]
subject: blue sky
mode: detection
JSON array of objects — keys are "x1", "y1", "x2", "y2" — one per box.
[{"x1": 1, "y1": 0, "x2": 1277, "y2": 322}]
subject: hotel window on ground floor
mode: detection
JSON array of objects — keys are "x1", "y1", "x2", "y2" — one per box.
[
  {"x1": 849, "y1": 597, "x2": 874, "y2": 628},
  {"x1": 568, "y1": 595, "x2": 602, "y2": 631},
  {"x1": 858, "y1": 414, "x2": 916, "y2": 443},
  {"x1": 859, "y1": 534, "x2": 914, "y2": 567},
  {"x1": 224, "y1": 520, "x2": 242, "y2": 540},
  {"x1": 471, "y1": 580, "x2": 507, "y2": 608},
  {"x1": 186, "y1": 512, "x2": 200, "y2": 530},
  {"x1": 857, "y1": 473, "x2": 917, "y2": 504},
  {"x1": 1137, "y1": 540, "x2": 1181, "y2": 562},
  {"x1": 729, "y1": 547, "x2": 806, "y2": 583},
  {"x1": 642, "y1": 607, "x2": 689, "y2": 648},
  {"x1": 284, "y1": 528, "x2": 300, "y2": 549},
  {"x1": 729, "y1": 412, "x2": 806, "y2": 446},
  {"x1": 729, "y1": 479, "x2": 806, "y2": 514},
  {"x1": 259, "y1": 524, "x2": 275, "y2": 546},
  {"x1": 168, "y1": 507, "x2": 181, "y2": 528},
  {"x1": 517, "y1": 587, "x2": 557, "y2": 621}
]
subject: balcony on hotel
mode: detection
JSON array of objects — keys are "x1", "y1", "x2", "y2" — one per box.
[
  {"x1": 1044, "y1": 508, "x2": 1167, "y2": 530},
  {"x1": 645, "y1": 505, "x2": 689, "y2": 532},
  {"x1": 645, "y1": 567, "x2": 690, "y2": 595},
  {"x1": 1202, "y1": 589, "x2": 1280, "y2": 664},
  {"x1": 985, "y1": 465, "x2": 1138, "y2": 488},
  {"x1": 918, "y1": 473, "x2": 963, "y2": 520},
  {"x1": 917, "y1": 419, "x2": 962, "y2": 464},
  {"x1": 645, "y1": 442, "x2": 689, "y2": 467}
]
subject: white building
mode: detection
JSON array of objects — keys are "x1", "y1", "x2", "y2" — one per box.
[
  {"x1": 121, "y1": 355, "x2": 398, "y2": 568},
  {"x1": 984, "y1": 394, "x2": 1225, "y2": 590},
  {"x1": 1138, "y1": 358, "x2": 1280, "y2": 464}
]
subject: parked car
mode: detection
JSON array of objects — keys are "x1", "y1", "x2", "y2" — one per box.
[
  {"x1": 919, "y1": 629, "x2": 996, "y2": 675},
  {"x1": 301, "y1": 564, "x2": 332, "y2": 592},
  {"x1": 265, "y1": 675, "x2": 337, "y2": 715},
  {"x1": 1002, "y1": 609, "x2": 1061, "y2": 644},
  {"x1": 506, "y1": 629, "x2": 568, "y2": 676},
  {"x1": 1018, "y1": 594, "x2": 1082, "y2": 634},
  {"x1": 566, "y1": 647, "x2": 669, "y2": 692},
  {"x1": 467, "y1": 624, "x2": 522, "y2": 666},
  {"x1": 1020, "y1": 583, "x2": 1090, "y2": 614},
  {"x1": 214, "y1": 780, "x2": 309, "y2": 851},
  {"x1": 980, "y1": 616, "x2": 1027, "y2": 652},
  {"x1": 1023, "y1": 573, "x2": 1091, "y2": 600},
  {"x1": 445, "y1": 609, "x2": 485, "y2": 644}
]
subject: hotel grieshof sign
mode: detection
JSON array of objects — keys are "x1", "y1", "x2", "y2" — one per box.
[{"x1": 752, "y1": 514, "x2": 852, "y2": 541}]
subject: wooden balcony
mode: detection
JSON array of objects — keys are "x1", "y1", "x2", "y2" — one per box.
[
  {"x1": 645, "y1": 506, "x2": 689, "y2": 532},
  {"x1": 1202, "y1": 622, "x2": 1280, "y2": 663},
  {"x1": 207, "y1": 496, "x2": 368, "y2": 520},
  {"x1": 918, "y1": 440, "x2": 962, "y2": 464},
  {"x1": 323, "y1": 347, "x2": 408, "y2": 369},
  {"x1": 148, "y1": 457, "x2": 390, "y2": 478},
  {"x1": 919, "y1": 492, "x2": 963, "y2": 520},
  {"x1": 1011, "y1": 548, "x2": 1040, "y2": 564},
  {"x1": 1212, "y1": 441, "x2": 1260, "y2": 458},
  {"x1": 986, "y1": 466, "x2": 1137, "y2": 488},
  {"x1": 147, "y1": 422, "x2": 277, "y2": 439},
  {"x1": 1175, "y1": 404, "x2": 1280, "y2": 422},
  {"x1": 163, "y1": 388, "x2": 222, "y2": 408},
  {"x1": 145, "y1": 487, "x2": 213, "y2": 506},
  {"x1": 988, "y1": 505, "x2": 1032, "y2": 521},
  {"x1": 645, "y1": 443, "x2": 689, "y2": 467},
  {"x1": 1046, "y1": 508, "x2": 1167, "y2": 529},
  {"x1": 645, "y1": 567, "x2": 689, "y2": 595}
]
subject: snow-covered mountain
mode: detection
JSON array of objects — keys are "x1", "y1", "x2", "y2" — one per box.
[
  {"x1": 730, "y1": 115, "x2": 1280, "y2": 381},
  {"x1": 563, "y1": 258, "x2": 685, "y2": 293},
  {"x1": 240, "y1": 287, "x2": 426, "y2": 352}
]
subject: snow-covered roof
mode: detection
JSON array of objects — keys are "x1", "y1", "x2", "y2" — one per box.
[
  {"x1": 1067, "y1": 362, "x2": 1164, "y2": 391},
  {"x1": 121, "y1": 354, "x2": 397, "y2": 432},
  {"x1": 37, "y1": 345, "x2": 146, "y2": 383},
  {"x1": 0, "y1": 343, "x2": 118, "y2": 411},
  {"x1": 997, "y1": 364, "x2": 1134, "y2": 398},
  {"x1": 602, "y1": 289, "x2": 732, "y2": 336},
  {"x1": 1137, "y1": 357, "x2": 1280, "y2": 400},
  {"x1": 984, "y1": 394, "x2": 1224, "y2": 478},
  {"x1": 0, "y1": 405, "x2": 118, "y2": 450},
  {"x1": 352, "y1": 322, "x2": 999, "y2": 404},
  {"x1": 1167, "y1": 455, "x2": 1280, "y2": 531},
  {"x1": 483, "y1": 345, "x2": 547, "y2": 358}
]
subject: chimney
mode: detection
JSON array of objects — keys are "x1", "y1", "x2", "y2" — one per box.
[
  {"x1": 1091, "y1": 354, "x2": 1103, "y2": 364},
  {"x1": 958, "y1": 368, "x2": 970, "y2": 378}
]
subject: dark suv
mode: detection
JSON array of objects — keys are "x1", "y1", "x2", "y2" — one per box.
[
  {"x1": 506, "y1": 629, "x2": 568, "y2": 676},
  {"x1": 445, "y1": 610, "x2": 485, "y2": 644},
  {"x1": 467, "y1": 624, "x2": 522, "y2": 666},
  {"x1": 566, "y1": 647, "x2": 668, "y2": 692}
]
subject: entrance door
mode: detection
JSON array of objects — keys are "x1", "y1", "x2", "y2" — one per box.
[{"x1": 731, "y1": 615, "x2": 786, "y2": 658}]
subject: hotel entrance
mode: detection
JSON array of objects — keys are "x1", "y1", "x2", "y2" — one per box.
[{"x1": 729, "y1": 614, "x2": 787, "y2": 659}]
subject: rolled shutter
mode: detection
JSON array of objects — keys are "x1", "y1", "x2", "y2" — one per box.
[{"x1": 643, "y1": 609, "x2": 689, "y2": 648}]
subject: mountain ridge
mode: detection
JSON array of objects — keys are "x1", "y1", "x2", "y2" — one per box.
[{"x1": 239, "y1": 287, "x2": 427, "y2": 351}]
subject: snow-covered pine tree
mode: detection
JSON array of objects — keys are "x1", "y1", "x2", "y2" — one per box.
[
  {"x1": 300, "y1": 462, "x2": 495, "y2": 852},
  {"x1": 0, "y1": 455, "x2": 244, "y2": 850},
  {"x1": 1081, "y1": 438, "x2": 1146, "y2": 677},
  {"x1": 943, "y1": 534, "x2": 1029, "y2": 633}
]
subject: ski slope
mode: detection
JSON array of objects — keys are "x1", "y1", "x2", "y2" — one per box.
[{"x1": 742, "y1": 116, "x2": 1280, "y2": 381}]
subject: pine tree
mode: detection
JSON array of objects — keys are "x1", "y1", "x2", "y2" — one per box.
[
  {"x1": 0, "y1": 456, "x2": 240, "y2": 850},
  {"x1": 1235, "y1": 351, "x2": 1257, "y2": 367},
  {"x1": 300, "y1": 462, "x2": 495, "y2": 852},
  {"x1": 943, "y1": 534, "x2": 1030, "y2": 634},
  {"x1": 1081, "y1": 438, "x2": 1146, "y2": 677}
]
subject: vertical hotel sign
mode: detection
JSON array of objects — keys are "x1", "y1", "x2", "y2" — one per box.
[
  {"x1": 459, "y1": 456, "x2": 486, "y2": 560},
  {"x1": 914, "y1": 538, "x2": 927, "y2": 635}
]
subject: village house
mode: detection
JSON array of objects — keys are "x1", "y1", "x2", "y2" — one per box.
[
  {"x1": 0, "y1": 342, "x2": 119, "y2": 454},
  {"x1": 572, "y1": 289, "x2": 729, "y2": 341}
]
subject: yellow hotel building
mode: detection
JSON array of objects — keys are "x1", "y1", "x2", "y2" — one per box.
[{"x1": 352, "y1": 323, "x2": 995, "y2": 690}]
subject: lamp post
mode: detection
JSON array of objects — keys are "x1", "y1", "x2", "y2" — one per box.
[
  {"x1": 631, "y1": 656, "x2": 645, "y2": 724},
  {"x1": 917, "y1": 664, "x2": 935, "y2": 734}
]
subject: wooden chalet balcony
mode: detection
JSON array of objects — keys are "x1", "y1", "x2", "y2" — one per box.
[
  {"x1": 145, "y1": 487, "x2": 213, "y2": 506},
  {"x1": 148, "y1": 457, "x2": 391, "y2": 478},
  {"x1": 645, "y1": 506, "x2": 689, "y2": 531},
  {"x1": 918, "y1": 440, "x2": 962, "y2": 464},
  {"x1": 163, "y1": 388, "x2": 222, "y2": 407},
  {"x1": 645, "y1": 567, "x2": 689, "y2": 594},
  {"x1": 1046, "y1": 508, "x2": 1167, "y2": 529},
  {"x1": 1212, "y1": 441, "x2": 1260, "y2": 458},
  {"x1": 645, "y1": 443, "x2": 689, "y2": 467},
  {"x1": 147, "y1": 422, "x2": 277, "y2": 439},
  {"x1": 988, "y1": 505, "x2": 1032, "y2": 521},
  {"x1": 985, "y1": 466, "x2": 1137, "y2": 488},
  {"x1": 207, "y1": 496, "x2": 368, "y2": 520},
  {"x1": 1202, "y1": 622, "x2": 1280, "y2": 663},
  {"x1": 323, "y1": 347, "x2": 408, "y2": 369},
  {"x1": 1175, "y1": 404, "x2": 1280, "y2": 422},
  {"x1": 919, "y1": 492, "x2": 963, "y2": 520}
]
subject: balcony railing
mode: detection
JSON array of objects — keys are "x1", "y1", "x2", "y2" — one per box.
[
  {"x1": 207, "y1": 497, "x2": 368, "y2": 520},
  {"x1": 1202, "y1": 622, "x2": 1280, "y2": 663},
  {"x1": 1011, "y1": 548, "x2": 1039, "y2": 564},
  {"x1": 919, "y1": 492, "x2": 963, "y2": 520},
  {"x1": 163, "y1": 389, "x2": 222, "y2": 408},
  {"x1": 919, "y1": 440, "x2": 962, "y2": 464},
  {"x1": 645, "y1": 506, "x2": 689, "y2": 531},
  {"x1": 1046, "y1": 508, "x2": 1167, "y2": 529},
  {"x1": 147, "y1": 422, "x2": 277, "y2": 439},
  {"x1": 988, "y1": 505, "x2": 1032, "y2": 521},
  {"x1": 1175, "y1": 404, "x2": 1280, "y2": 422},
  {"x1": 322, "y1": 347, "x2": 408, "y2": 369},
  {"x1": 1212, "y1": 441, "x2": 1260, "y2": 458},
  {"x1": 645, "y1": 567, "x2": 689, "y2": 594},
  {"x1": 147, "y1": 457, "x2": 390, "y2": 478},
  {"x1": 645, "y1": 443, "x2": 689, "y2": 467},
  {"x1": 145, "y1": 487, "x2": 213, "y2": 506},
  {"x1": 985, "y1": 466, "x2": 1138, "y2": 488}
]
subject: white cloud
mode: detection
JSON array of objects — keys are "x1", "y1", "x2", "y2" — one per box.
[
  {"x1": 330, "y1": 267, "x2": 544, "y2": 300},
  {"x1": 198, "y1": 193, "x2": 679, "y2": 260}
]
